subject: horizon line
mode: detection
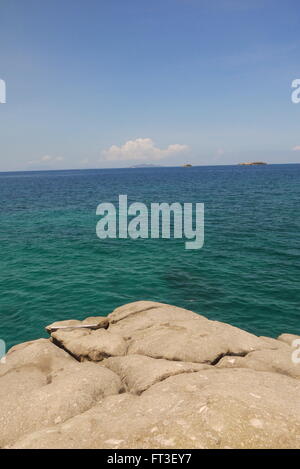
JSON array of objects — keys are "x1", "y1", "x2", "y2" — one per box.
[{"x1": 0, "y1": 162, "x2": 300, "y2": 174}]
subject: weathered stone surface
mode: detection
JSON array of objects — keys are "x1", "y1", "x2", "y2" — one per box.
[
  {"x1": 2, "y1": 301, "x2": 300, "y2": 449},
  {"x1": 9, "y1": 369, "x2": 300, "y2": 449},
  {"x1": 108, "y1": 301, "x2": 205, "y2": 338},
  {"x1": 103, "y1": 355, "x2": 210, "y2": 394},
  {"x1": 277, "y1": 333, "x2": 300, "y2": 346},
  {"x1": 259, "y1": 336, "x2": 290, "y2": 350},
  {"x1": 0, "y1": 338, "x2": 75, "y2": 377},
  {"x1": 0, "y1": 367, "x2": 46, "y2": 403},
  {"x1": 0, "y1": 352, "x2": 122, "y2": 447},
  {"x1": 126, "y1": 319, "x2": 269, "y2": 364},
  {"x1": 217, "y1": 345, "x2": 300, "y2": 379},
  {"x1": 51, "y1": 328, "x2": 127, "y2": 362},
  {"x1": 108, "y1": 301, "x2": 201, "y2": 324}
]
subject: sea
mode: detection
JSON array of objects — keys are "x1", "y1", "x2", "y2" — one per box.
[{"x1": 0, "y1": 164, "x2": 299, "y2": 350}]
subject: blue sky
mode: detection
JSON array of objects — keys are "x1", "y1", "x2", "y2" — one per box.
[{"x1": 0, "y1": 0, "x2": 300, "y2": 170}]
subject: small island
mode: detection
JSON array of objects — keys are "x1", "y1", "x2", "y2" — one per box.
[
  {"x1": 182, "y1": 163, "x2": 192, "y2": 167},
  {"x1": 130, "y1": 164, "x2": 163, "y2": 168},
  {"x1": 238, "y1": 162, "x2": 267, "y2": 166}
]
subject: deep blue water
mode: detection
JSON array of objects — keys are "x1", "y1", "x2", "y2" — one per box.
[{"x1": 0, "y1": 164, "x2": 299, "y2": 349}]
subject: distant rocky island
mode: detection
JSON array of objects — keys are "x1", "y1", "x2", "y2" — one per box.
[
  {"x1": 130, "y1": 164, "x2": 163, "y2": 168},
  {"x1": 238, "y1": 162, "x2": 267, "y2": 166},
  {"x1": 1, "y1": 300, "x2": 300, "y2": 449},
  {"x1": 182, "y1": 163, "x2": 192, "y2": 167}
]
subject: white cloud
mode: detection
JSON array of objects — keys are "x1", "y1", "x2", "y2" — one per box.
[
  {"x1": 102, "y1": 138, "x2": 189, "y2": 161},
  {"x1": 27, "y1": 155, "x2": 64, "y2": 165},
  {"x1": 292, "y1": 146, "x2": 300, "y2": 151}
]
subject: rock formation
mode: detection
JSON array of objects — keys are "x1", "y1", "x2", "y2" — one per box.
[{"x1": 1, "y1": 301, "x2": 300, "y2": 449}]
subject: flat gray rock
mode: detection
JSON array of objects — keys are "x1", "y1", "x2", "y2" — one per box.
[
  {"x1": 277, "y1": 333, "x2": 300, "y2": 346},
  {"x1": 103, "y1": 355, "x2": 210, "y2": 394},
  {"x1": 2, "y1": 301, "x2": 300, "y2": 449},
  {"x1": 51, "y1": 328, "x2": 127, "y2": 362},
  {"x1": 9, "y1": 369, "x2": 300, "y2": 449},
  {"x1": 217, "y1": 346, "x2": 300, "y2": 379},
  {"x1": 0, "y1": 339, "x2": 122, "y2": 447},
  {"x1": 126, "y1": 318, "x2": 269, "y2": 364}
]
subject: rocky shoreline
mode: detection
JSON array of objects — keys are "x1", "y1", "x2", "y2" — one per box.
[{"x1": 1, "y1": 301, "x2": 300, "y2": 449}]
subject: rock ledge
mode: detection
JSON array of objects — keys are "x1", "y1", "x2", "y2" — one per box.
[{"x1": 1, "y1": 301, "x2": 300, "y2": 449}]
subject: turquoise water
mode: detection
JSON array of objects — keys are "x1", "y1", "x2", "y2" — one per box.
[{"x1": 0, "y1": 165, "x2": 299, "y2": 349}]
